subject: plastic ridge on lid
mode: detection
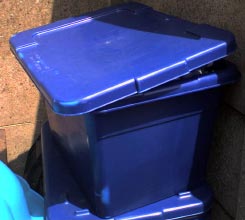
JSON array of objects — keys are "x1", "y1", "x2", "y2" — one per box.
[{"x1": 10, "y1": 2, "x2": 236, "y2": 115}]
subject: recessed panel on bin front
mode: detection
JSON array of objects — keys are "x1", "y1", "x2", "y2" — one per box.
[
  {"x1": 42, "y1": 122, "x2": 212, "y2": 220},
  {"x1": 46, "y1": 84, "x2": 220, "y2": 217}
]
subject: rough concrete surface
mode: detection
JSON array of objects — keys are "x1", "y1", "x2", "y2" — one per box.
[
  {"x1": 207, "y1": 104, "x2": 245, "y2": 217},
  {"x1": 0, "y1": 129, "x2": 7, "y2": 163},
  {"x1": 212, "y1": 201, "x2": 234, "y2": 220},
  {"x1": 236, "y1": 130, "x2": 245, "y2": 219}
]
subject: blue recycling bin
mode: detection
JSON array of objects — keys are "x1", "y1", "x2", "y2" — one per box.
[{"x1": 10, "y1": 2, "x2": 240, "y2": 218}]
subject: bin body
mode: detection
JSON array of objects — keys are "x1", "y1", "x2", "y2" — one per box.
[
  {"x1": 42, "y1": 122, "x2": 213, "y2": 220},
  {"x1": 10, "y1": 2, "x2": 240, "y2": 218},
  {"x1": 47, "y1": 90, "x2": 215, "y2": 217},
  {"x1": 46, "y1": 61, "x2": 238, "y2": 217}
]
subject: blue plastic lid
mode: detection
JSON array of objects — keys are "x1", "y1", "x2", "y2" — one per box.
[{"x1": 10, "y1": 2, "x2": 236, "y2": 115}]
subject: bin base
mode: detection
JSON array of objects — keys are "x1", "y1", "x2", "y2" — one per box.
[{"x1": 42, "y1": 122, "x2": 213, "y2": 220}]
